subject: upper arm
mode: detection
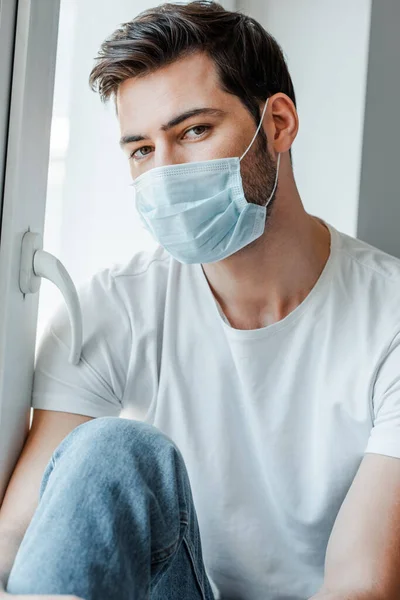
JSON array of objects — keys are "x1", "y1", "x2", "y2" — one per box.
[
  {"x1": 320, "y1": 453, "x2": 400, "y2": 599},
  {"x1": 31, "y1": 268, "x2": 129, "y2": 418},
  {"x1": 0, "y1": 409, "x2": 93, "y2": 535},
  {"x1": 319, "y1": 331, "x2": 400, "y2": 599}
]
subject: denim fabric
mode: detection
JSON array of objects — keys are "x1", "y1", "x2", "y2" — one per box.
[{"x1": 7, "y1": 417, "x2": 216, "y2": 600}]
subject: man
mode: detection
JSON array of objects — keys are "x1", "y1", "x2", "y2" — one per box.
[{"x1": 1, "y1": 2, "x2": 400, "y2": 599}]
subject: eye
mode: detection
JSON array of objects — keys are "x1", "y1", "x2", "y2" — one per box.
[
  {"x1": 182, "y1": 125, "x2": 211, "y2": 139},
  {"x1": 129, "y1": 145, "x2": 153, "y2": 161}
]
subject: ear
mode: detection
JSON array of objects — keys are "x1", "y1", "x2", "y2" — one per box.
[{"x1": 265, "y1": 93, "x2": 299, "y2": 154}]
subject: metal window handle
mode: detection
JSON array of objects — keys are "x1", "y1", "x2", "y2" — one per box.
[{"x1": 19, "y1": 231, "x2": 82, "y2": 365}]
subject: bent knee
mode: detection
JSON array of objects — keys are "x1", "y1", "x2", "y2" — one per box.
[{"x1": 52, "y1": 416, "x2": 180, "y2": 467}]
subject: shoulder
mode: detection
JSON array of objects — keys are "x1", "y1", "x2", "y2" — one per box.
[
  {"x1": 50, "y1": 245, "x2": 171, "y2": 342},
  {"x1": 111, "y1": 245, "x2": 171, "y2": 282},
  {"x1": 82, "y1": 245, "x2": 171, "y2": 308},
  {"x1": 329, "y1": 222, "x2": 400, "y2": 341},
  {"x1": 334, "y1": 225, "x2": 400, "y2": 284}
]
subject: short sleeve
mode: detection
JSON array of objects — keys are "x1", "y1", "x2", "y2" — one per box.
[
  {"x1": 365, "y1": 330, "x2": 400, "y2": 458},
  {"x1": 32, "y1": 267, "x2": 132, "y2": 418}
]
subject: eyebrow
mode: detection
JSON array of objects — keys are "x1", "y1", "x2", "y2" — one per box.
[{"x1": 119, "y1": 107, "x2": 227, "y2": 146}]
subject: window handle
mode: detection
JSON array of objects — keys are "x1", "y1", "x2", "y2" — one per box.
[{"x1": 19, "y1": 231, "x2": 82, "y2": 365}]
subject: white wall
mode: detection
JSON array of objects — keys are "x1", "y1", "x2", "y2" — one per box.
[
  {"x1": 38, "y1": 0, "x2": 161, "y2": 341},
  {"x1": 238, "y1": 0, "x2": 372, "y2": 235},
  {"x1": 53, "y1": 0, "x2": 161, "y2": 281}
]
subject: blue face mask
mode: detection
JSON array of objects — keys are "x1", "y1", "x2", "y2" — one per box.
[{"x1": 132, "y1": 98, "x2": 280, "y2": 264}]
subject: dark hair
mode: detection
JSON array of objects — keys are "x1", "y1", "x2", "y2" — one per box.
[{"x1": 89, "y1": 1, "x2": 296, "y2": 127}]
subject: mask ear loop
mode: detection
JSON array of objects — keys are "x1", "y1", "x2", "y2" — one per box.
[
  {"x1": 265, "y1": 153, "x2": 281, "y2": 208},
  {"x1": 240, "y1": 97, "x2": 270, "y2": 162},
  {"x1": 239, "y1": 97, "x2": 281, "y2": 207}
]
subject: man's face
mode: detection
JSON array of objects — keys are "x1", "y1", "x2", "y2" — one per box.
[{"x1": 117, "y1": 51, "x2": 277, "y2": 208}]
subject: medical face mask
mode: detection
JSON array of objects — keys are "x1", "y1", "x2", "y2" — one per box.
[{"x1": 132, "y1": 98, "x2": 280, "y2": 264}]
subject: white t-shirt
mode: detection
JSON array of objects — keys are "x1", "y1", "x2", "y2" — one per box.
[{"x1": 32, "y1": 221, "x2": 400, "y2": 600}]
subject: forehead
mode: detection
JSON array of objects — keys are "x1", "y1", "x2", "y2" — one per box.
[{"x1": 116, "y1": 52, "x2": 233, "y2": 131}]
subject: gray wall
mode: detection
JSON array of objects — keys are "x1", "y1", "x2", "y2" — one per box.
[{"x1": 358, "y1": 0, "x2": 400, "y2": 257}]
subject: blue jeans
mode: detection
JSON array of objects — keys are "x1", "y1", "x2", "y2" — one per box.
[{"x1": 7, "y1": 417, "x2": 216, "y2": 600}]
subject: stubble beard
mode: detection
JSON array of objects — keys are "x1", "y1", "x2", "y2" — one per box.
[{"x1": 240, "y1": 135, "x2": 279, "y2": 221}]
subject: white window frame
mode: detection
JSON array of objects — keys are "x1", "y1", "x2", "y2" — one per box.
[{"x1": 0, "y1": 0, "x2": 60, "y2": 501}]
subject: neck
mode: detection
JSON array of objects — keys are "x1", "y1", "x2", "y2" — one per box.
[{"x1": 201, "y1": 171, "x2": 331, "y2": 330}]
